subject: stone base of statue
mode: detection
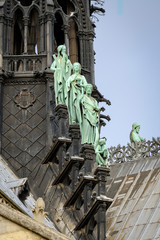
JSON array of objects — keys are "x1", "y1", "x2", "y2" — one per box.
[
  {"x1": 55, "y1": 104, "x2": 68, "y2": 137},
  {"x1": 80, "y1": 144, "x2": 95, "y2": 175},
  {"x1": 69, "y1": 124, "x2": 81, "y2": 156},
  {"x1": 94, "y1": 166, "x2": 110, "y2": 195}
]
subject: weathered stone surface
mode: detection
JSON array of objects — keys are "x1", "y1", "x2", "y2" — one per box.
[
  {"x1": 2, "y1": 84, "x2": 47, "y2": 179},
  {"x1": 0, "y1": 204, "x2": 72, "y2": 240}
]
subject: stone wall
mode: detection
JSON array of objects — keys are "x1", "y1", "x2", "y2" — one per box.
[
  {"x1": 0, "y1": 216, "x2": 46, "y2": 240},
  {"x1": 2, "y1": 83, "x2": 47, "y2": 178},
  {"x1": 0, "y1": 201, "x2": 72, "y2": 240}
]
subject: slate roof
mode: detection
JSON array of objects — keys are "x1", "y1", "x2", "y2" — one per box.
[
  {"x1": 0, "y1": 155, "x2": 56, "y2": 229},
  {"x1": 106, "y1": 155, "x2": 160, "y2": 240}
]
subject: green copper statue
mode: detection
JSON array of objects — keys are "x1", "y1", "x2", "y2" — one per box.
[
  {"x1": 50, "y1": 45, "x2": 72, "y2": 105},
  {"x1": 66, "y1": 62, "x2": 87, "y2": 124},
  {"x1": 130, "y1": 122, "x2": 143, "y2": 143},
  {"x1": 95, "y1": 138, "x2": 110, "y2": 166},
  {"x1": 80, "y1": 84, "x2": 100, "y2": 147}
]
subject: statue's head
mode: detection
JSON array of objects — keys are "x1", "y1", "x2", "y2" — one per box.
[
  {"x1": 73, "y1": 62, "x2": 81, "y2": 73},
  {"x1": 132, "y1": 122, "x2": 140, "y2": 134},
  {"x1": 35, "y1": 197, "x2": 45, "y2": 211},
  {"x1": 99, "y1": 137, "x2": 106, "y2": 145},
  {"x1": 85, "y1": 84, "x2": 93, "y2": 95},
  {"x1": 58, "y1": 45, "x2": 66, "y2": 54}
]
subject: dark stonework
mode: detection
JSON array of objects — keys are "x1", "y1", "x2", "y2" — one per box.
[
  {"x1": 69, "y1": 124, "x2": 81, "y2": 156},
  {"x1": 95, "y1": 167, "x2": 111, "y2": 240},
  {"x1": 71, "y1": 161, "x2": 80, "y2": 190},
  {"x1": 2, "y1": 81, "x2": 47, "y2": 178},
  {"x1": 94, "y1": 166, "x2": 110, "y2": 195},
  {"x1": 55, "y1": 104, "x2": 68, "y2": 138},
  {"x1": 1, "y1": 0, "x2": 97, "y2": 83},
  {"x1": 0, "y1": 75, "x2": 3, "y2": 153},
  {"x1": 44, "y1": 71, "x2": 55, "y2": 148},
  {"x1": 80, "y1": 144, "x2": 95, "y2": 175},
  {"x1": 97, "y1": 203, "x2": 108, "y2": 240}
]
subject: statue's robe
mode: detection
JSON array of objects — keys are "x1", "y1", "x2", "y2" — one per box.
[
  {"x1": 51, "y1": 54, "x2": 72, "y2": 105},
  {"x1": 81, "y1": 94, "x2": 99, "y2": 146},
  {"x1": 130, "y1": 131, "x2": 143, "y2": 143},
  {"x1": 66, "y1": 74, "x2": 87, "y2": 124},
  {"x1": 95, "y1": 143, "x2": 109, "y2": 166}
]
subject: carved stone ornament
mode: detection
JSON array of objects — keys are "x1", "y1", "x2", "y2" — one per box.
[
  {"x1": 14, "y1": 89, "x2": 36, "y2": 109},
  {"x1": 108, "y1": 137, "x2": 160, "y2": 163},
  {"x1": 0, "y1": 194, "x2": 15, "y2": 210},
  {"x1": 33, "y1": 197, "x2": 48, "y2": 223}
]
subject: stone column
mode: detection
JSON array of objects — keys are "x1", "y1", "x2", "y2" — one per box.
[
  {"x1": 0, "y1": 15, "x2": 3, "y2": 69},
  {"x1": 88, "y1": 31, "x2": 95, "y2": 84},
  {"x1": 80, "y1": 144, "x2": 95, "y2": 175},
  {"x1": 23, "y1": 17, "x2": 29, "y2": 54},
  {"x1": 80, "y1": 144, "x2": 95, "y2": 212},
  {"x1": 45, "y1": 71, "x2": 55, "y2": 149},
  {"x1": 5, "y1": 17, "x2": 12, "y2": 55},
  {"x1": 63, "y1": 25, "x2": 70, "y2": 56},
  {"x1": 55, "y1": 104, "x2": 68, "y2": 138},
  {"x1": 94, "y1": 167, "x2": 110, "y2": 240},
  {"x1": 46, "y1": 13, "x2": 53, "y2": 68},
  {"x1": 84, "y1": 0, "x2": 90, "y2": 17},
  {"x1": 94, "y1": 167, "x2": 110, "y2": 195},
  {"x1": 39, "y1": 16, "x2": 45, "y2": 53},
  {"x1": 68, "y1": 20, "x2": 78, "y2": 63},
  {"x1": 84, "y1": 181, "x2": 93, "y2": 212},
  {"x1": 69, "y1": 125, "x2": 81, "y2": 191},
  {"x1": 71, "y1": 161, "x2": 79, "y2": 190},
  {"x1": 97, "y1": 202, "x2": 108, "y2": 240},
  {"x1": 77, "y1": 31, "x2": 84, "y2": 68},
  {"x1": 69, "y1": 124, "x2": 81, "y2": 156},
  {"x1": 0, "y1": 74, "x2": 3, "y2": 153}
]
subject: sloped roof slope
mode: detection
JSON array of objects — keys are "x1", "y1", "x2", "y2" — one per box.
[
  {"x1": 106, "y1": 155, "x2": 160, "y2": 240},
  {"x1": 0, "y1": 155, "x2": 55, "y2": 229}
]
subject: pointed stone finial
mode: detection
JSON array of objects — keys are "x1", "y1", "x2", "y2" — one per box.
[{"x1": 33, "y1": 198, "x2": 48, "y2": 223}]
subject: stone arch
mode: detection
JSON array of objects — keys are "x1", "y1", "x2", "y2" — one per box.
[
  {"x1": 72, "y1": 0, "x2": 86, "y2": 29},
  {"x1": 26, "y1": 59, "x2": 33, "y2": 71},
  {"x1": 54, "y1": 8, "x2": 66, "y2": 25},
  {"x1": 27, "y1": 8, "x2": 40, "y2": 54},
  {"x1": 27, "y1": 3, "x2": 41, "y2": 17},
  {"x1": 56, "y1": 0, "x2": 75, "y2": 15},
  {"x1": 19, "y1": 0, "x2": 33, "y2": 7},
  {"x1": 12, "y1": 8, "x2": 24, "y2": 55},
  {"x1": 11, "y1": 5, "x2": 25, "y2": 18},
  {"x1": 54, "y1": 11, "x2": 65, "y2": 52},
  {"x1": 17, "y1": 59, "x2": 23, "y2": 72},
  {"x1": 68, "y1": 17, "x2": 80, "y2": 63}
]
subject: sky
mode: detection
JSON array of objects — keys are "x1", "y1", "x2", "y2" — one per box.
[{"x1": 94, "y1": 0, "x2": 160, "y2": 148}]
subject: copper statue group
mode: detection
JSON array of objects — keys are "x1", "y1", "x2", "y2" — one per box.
[{"x1": 51, "y1": 44, "x2": 109, "y2": 167}]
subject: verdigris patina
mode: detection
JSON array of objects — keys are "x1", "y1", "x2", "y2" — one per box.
[
  {"x1": 66, "y1": 62, "x2": 87, "y2": 124},
  {"x1": 50, "y1": 45, "x2": 72, "y2": 105},
  {"x1": 81, "y1": 84, "x2": 99, "y2": 147},
  {"x1": 95, "y1": 138, "x2": 109, "y2": 166},
  {"x1": 130, "y1": 122, "x2": 143, "y2": 143}
]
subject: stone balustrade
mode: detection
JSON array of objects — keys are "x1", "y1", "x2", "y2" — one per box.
[
  {"x1": 3, "y1": 54, "x2": 47, "y2": 72},
  {"x1": 108, "y1": 137, "x2": 160, "y2": 163}
]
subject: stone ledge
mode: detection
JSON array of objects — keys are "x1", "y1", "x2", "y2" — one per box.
[{"x1": 0, "y1": 203, "x2": 71, "y2": 240}]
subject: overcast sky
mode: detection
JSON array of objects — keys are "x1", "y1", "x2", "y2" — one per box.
[{"x1": 94, "y1": 0, "x2": 160, "y2": 148}]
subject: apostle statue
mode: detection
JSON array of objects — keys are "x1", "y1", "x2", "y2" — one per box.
[
  {"x1": 50, "y1": 45, "x2": 72, "y2": 105},
  {"x1": 66, "y1": 62, "x2": 87, "y2": 124},
  {"x1": 80, "y1": 84, "x2": 100, "y2": 147},
  {"x1": 130, "y1": 122, "x2": 143, "y2": 143},
  {"x1": 95, "y1": 138, "x2": 110, "y2": 166}
]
